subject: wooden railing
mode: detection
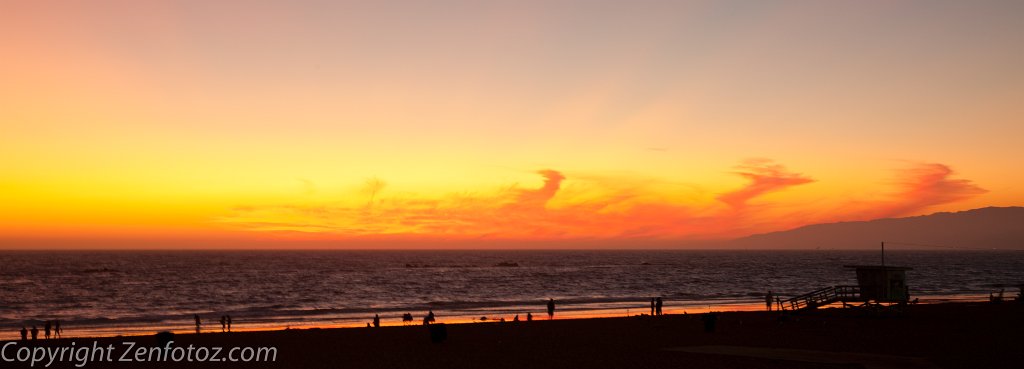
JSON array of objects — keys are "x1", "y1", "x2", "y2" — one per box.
[{"x1": 783, "y1": 285, "x2": 861, "y2": 311}]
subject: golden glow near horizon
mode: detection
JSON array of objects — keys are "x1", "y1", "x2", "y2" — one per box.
[{"x1": 2, "y1": 1, "x2": 1022, "y2": 248}]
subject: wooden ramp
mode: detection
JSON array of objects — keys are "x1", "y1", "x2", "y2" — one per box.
[{"x1": 782, "y1": 285, "x2": 861, "y2": 311}]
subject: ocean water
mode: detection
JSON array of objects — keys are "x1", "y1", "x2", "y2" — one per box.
[{"x1": 1, "y1": 250, "x2": 1021, "y2": 338}]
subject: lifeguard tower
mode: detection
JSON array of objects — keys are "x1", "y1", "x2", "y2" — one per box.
[
  {"x1": 782, "y1": 242, "x2": 912, "y2": 311},
  {"x1": 843, "y1": 265, "x2": 912, "y2": 304}
]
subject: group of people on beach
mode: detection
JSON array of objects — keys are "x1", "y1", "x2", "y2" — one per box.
[
  {"x1": 14, "y1": 293, "x2": 827, "y2": 339},
  {"x1": 191, "y1": 314, "x2": 233, "y2": 334},
  {"x1": 219, "y1": 315, "x2": 233, "y2": 332},
  {"x1": 369, "y1": 299, "x2": 558, "y2": 328},
  {"x1": 989, "y1": 287, "x2": 1024, "y2": 303},
  {"x1": 18, "y1": 320, "x2": 61, "y2": 341},
  {"x1": 650, "y1": 297, "x2": 664, "y2": 315},
  {"x1": 266, "y1": 286, "x2": 1024, "y2": 334},
  {"x1": 384, "y1": 310, "x2": 438, "y2": 327}
]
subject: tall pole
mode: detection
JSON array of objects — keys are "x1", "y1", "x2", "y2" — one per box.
[{"x1": 881, "y1": 241, "x2": 885, "y2": 267}]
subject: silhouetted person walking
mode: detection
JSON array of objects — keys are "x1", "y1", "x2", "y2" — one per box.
[
  {"x1": 31, "y1": 326, "x2": 38, "y2": 340},
  {"x1": 220, "y1": 316, "x2": 227, "y2": 332},
  {"x1": 44, "y1": 321, "x2": 51, "y2": 339},
  {"x1": 765, "y1": 291, "x2": 774, "y2": 311},
  {"x1": 656, "y1": 297, "x2": 663, "y2": 316},
  {"x1": 54, "y1": 320, "x2": 61, "y2": 338},
  {"x1": 547, "y1": 299, "x2": 555, "y2": 319},
  {"x1": 373, "y1": 314, "x2": 380, "y2": 328},
  {"x1": 194, "y1": 314, "x2": 201, "y2": 334},
  {"x1": 20, "y1": 327, "x2": 27, "y2": 341}
]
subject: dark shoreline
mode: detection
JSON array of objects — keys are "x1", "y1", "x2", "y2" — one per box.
[{"x1": 4, "y1": 301, "x2": 1022, "y2": 368}]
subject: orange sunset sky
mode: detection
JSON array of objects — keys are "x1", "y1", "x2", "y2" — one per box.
[{"x1": 1, "y1": 1, "x2": 1022, "y2": 248}]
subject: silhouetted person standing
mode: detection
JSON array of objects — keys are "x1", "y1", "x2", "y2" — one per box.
[
  {"x1": 227, "y1": 315, "x2": 232, "y2": 332},
  {"x1": 427, "y1": 310, "x2": 435, "y2": 323},
  {"x1": 656, "y1": 297, "x2": 663, "y2": 316},
  {"x1": 20, "y1": 327, "x2": 27, "y2": 341},
  {"x1": 651, "y1": 298, "x2": 656, "y2": 315},
  {"x1": 547, "y1": 299, "x2": 555, "y2": 319},
  {"x1": 194, "y1": 314, "x2": 201, "y2": 334},
  {"x1": 513, "y1": 314, "x2": 519, "y2": 322},
  {"x1": 765, "y1": 291, "x2": 774, "y2": 311},
  {"x1": 54, "y1": 320, "x2": 61, "y2": 338},
  {"x1": 44, "y1": 321, "x2": 51, "y2": 339},
  {"x1": 527, "y1": 312, "x2": 532, "y2": 321},
  {"x1": 31, "y1": 326, "x2": 38, "y2": 340},
  {"x1": 220, "y1": 316, "x2": 227, "y2": 332},
  {"x1": 373, "y1": 314, "x2": 380, "y2": 328}
]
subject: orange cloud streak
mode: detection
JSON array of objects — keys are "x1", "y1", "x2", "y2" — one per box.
[
  {"x1": 0, "y1": 158, "x2": 958, "y2": 248},
  {"x1": 840, "y1": 163, "x2": 988, "y2": 221},
  {"x1": 717, "y1": 159, "x2": 815, "y2": 209},
  {"x1": 215, "y1": 159, "x2": 988, "y2": 242}
]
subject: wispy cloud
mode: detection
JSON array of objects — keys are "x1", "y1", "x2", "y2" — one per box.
[
  {"x1": 509, "y1": 169, "x2": 565, "y2": 210},
  {"x1": 216, "y1": 161, "x2": 985, "y2": 241},
  {"x1": 717, "y1": 159, "x2": 815, "y2": 209},
  {"x1": 845, "y1": 163, "x2": 987, "y2": 220}
]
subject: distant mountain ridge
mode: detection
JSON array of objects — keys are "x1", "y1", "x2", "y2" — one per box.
[{"x1": 728, "y1": 207, "x2": 1024, "y2": 250}]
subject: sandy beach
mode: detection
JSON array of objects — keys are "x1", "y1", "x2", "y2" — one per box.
[{"x1": 3, "y1": 301, "x2": 1020, "y2": 369}]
